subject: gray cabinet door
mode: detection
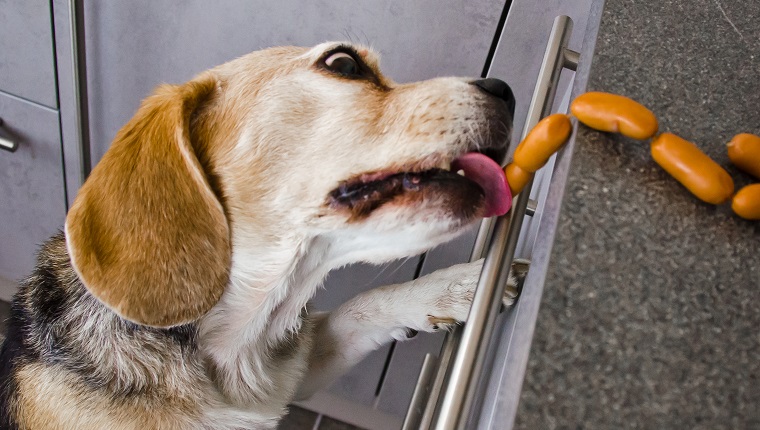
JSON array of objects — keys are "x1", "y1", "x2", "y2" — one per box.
[
  {"x1": 83, "y1": 1, "x2": 506, "y2": 164},
  {"x1": 0, "y1": 0, "x2": 58, "y2": 108},
  {"x1": 0, "y1": 92, "x2": 67, "y2": 297},
  {"x1": 81, "y1": 1, "x2": 506, "y2": 427}
]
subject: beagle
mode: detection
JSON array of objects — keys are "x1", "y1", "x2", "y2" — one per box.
[{"x1": 0, "y1": 42, "x2": 521, "y2": 429}]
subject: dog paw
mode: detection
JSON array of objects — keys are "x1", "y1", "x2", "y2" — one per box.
[
  {"x1": 503, "y1": 258, "x2": 530, "y2": 308},
  {"x1": 415, "y1": 258, "x2": 530, "y2": 332}
]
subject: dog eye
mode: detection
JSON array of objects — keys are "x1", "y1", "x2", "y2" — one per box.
[{"x1": 324, "y1": 52, "x2": 361, "y2": 77}]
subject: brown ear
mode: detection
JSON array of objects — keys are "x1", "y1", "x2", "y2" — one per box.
[{"x1": 65, "y1": 73, "x2": 230, "y2": 328}]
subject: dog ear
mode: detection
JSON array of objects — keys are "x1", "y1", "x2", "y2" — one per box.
[{"x1": 65, "y1": 73, "x2": 231, "y2": 328}]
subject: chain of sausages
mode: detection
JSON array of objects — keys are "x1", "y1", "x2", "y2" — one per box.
[{"x1": 504, "y1": 91, "x2": 760, "y2": 221}]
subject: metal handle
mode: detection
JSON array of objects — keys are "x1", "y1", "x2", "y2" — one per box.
[
  {"x1": 68, "y1": 0, "x2": 90, "y2": 176},
  {"x1": 401, "y1": 353, "x2": 438, "y2": 430},
  {"x1": 0, "y1": 118, "x2": 19, "y2": 152},
  {"x1": 407, "y1": 16, "x2": 580, "y2": 430}
]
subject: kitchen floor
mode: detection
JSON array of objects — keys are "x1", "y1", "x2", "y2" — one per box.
[
  {"x1": 515, "y1": 0, "x2": 760, "y2": 428},
  {"x1": 0, "y1": 300, "x2": 360, "y2": 430}
]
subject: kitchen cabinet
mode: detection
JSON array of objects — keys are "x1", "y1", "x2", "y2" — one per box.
[
  {"x1": 1, "y1": 1, "x2": 603, "y2": 428},
  {"x1": 0, "y1": 0, "x2": 75, "y2": 300},
  {"x1": 0, "y1": 92, "x2": 67, "y2": 294},
  {"x1": 0, "y1": 0, "x2": 58, "y2": 108}
]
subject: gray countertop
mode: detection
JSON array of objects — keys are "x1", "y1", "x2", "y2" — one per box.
[{"x1": 516, "y1": 0, "x2": 760, "y2": 428}]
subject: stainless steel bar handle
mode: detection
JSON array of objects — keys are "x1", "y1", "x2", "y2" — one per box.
[
  {"x1": 402, "y1": 353, "x2": 438, "y2": 430},
  {"x1": 69, "y1": 0, "x2": 89, "y2": 177},
  {"x1": 416, "y1": 16, "x2": 578, "y2": 430},
  {"x1": 0, "y1": 119, "x2": 19, "y2": 152}
]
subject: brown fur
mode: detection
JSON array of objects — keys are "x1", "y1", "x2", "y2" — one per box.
[
  {"x1": 14, "y1": 363, "x2": 201, "y2": 430},
  {"x1": 65, "y1": 73, "x2": 231, "y2": 328}
]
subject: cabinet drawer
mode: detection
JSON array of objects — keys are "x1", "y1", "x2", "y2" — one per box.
[
  {"x1": 0, "y1": 0, "x2": 58, "y2": 108},
  {"x1": 0, "y1": 91, "x2": 67, "y2": 294}
]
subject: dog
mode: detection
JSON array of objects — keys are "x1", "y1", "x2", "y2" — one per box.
[{"x1": 0, "y1": 42, "x2": 522, "y2": 429}]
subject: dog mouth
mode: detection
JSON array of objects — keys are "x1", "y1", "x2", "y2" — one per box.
[{"x1": 328, "y1": 150, "x2": 511, "y2": 220}]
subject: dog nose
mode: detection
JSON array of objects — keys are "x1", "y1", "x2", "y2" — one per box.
[{"x1": 471, "y1": 78, "x2": 515, "y2": 116}]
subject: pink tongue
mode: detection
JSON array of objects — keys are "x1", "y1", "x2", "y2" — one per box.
[{"x1": 451, "y1": 153, "x2": 512, "y2": 217}]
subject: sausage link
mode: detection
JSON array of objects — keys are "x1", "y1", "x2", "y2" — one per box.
[
  {"x1": 650, "y1": 133, "x2": 734, "y2": 204},
  {"x1": 571, "y1": 92, "x2": 658, "y2": 140},
  {"x1": 504, "y1": 163, "x2": 533, "y2": 196},
  {"x1": 732, "y1": 184, "x2": 760, "y2": 220},
  {"x1": 512, "y1": 113, "x2": 572, "y2": 173},
  {"x1": 727, "y1": 133, "x2": 760, "y2": 179}
]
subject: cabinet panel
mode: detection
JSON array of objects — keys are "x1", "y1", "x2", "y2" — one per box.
[
  {"x1": 311, "y1": 259, "x2": 419, "y2": 406},
  {"x1": 490, "y1": 0, "x2": 594, "y2": 150},
  {"x1": 0, "y1": 0, "x2": 58, "y2": 108},
  {"x1": 0, "y1": 91, "x2": 66, "y2": 294},
  {"x1": 83, "y1": 0, "x2": 505, "y2": 163}
]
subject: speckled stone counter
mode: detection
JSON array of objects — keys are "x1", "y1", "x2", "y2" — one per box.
[{"x1": 516, "y1": 0, "x2": 760, "y2": 428}]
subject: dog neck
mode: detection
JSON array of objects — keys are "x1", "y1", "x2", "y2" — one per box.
[
  {"x1": 194, "y1": 214, "x2": 457, "y2": 406},
  {"x1": 195, "y1": 231, "x2": 340, "y2": 405}
]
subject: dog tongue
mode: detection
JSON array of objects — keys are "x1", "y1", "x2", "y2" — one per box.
[{"x1": 451, "y1": 153, "x2": 512, "y2": 217}]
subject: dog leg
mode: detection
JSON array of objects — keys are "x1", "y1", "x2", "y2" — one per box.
[{"x1": 295, "y1": 259, "x2": 529, "y2": 399}]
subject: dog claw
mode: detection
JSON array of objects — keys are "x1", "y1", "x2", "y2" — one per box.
[
  {"x1": 512, "y1": 259, "x2": 530, "y2": 281},
  {"x1": 501, "y1": 259, "x2": 530, "y2": 311},
  {"x1": 427, "y1": 315, "x2": 458, "y2": 331}
]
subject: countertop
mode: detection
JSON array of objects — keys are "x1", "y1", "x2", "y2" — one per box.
[{"x1": 516, "y1": 0, "x2": 760, "y2": 428}]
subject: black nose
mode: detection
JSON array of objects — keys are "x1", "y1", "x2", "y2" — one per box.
[{"x1": 471, "y1": 78, "x2": 515, "y2": 116}]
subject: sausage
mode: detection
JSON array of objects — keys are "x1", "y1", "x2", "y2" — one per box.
[
  {"x1": 571, "y1": 92, "x2": 658, "y2": 140},
  {"x1": 504, "y1": 163, "x2": 533, "y2": 196},
  {"x1": 512, "y1": 113, "x2": 572, "y2": 173},
  {"x1": 727, "y1": 133, "x2": 760, "y2": 179},
  {"x1": 732, "y1": 184, "x2": 760, "y2": 220},
  {"x1": 650, "y1": 133, "x2": 734, "y2": 204}
]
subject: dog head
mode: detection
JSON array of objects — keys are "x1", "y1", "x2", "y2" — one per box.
[{"x1": 65, "y1": 42, "x2": 514, "y2": 327}]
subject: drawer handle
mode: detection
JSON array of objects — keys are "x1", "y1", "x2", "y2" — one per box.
[{"x1": 0, "y1": 118, "x2": 19, "y2": 152}]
